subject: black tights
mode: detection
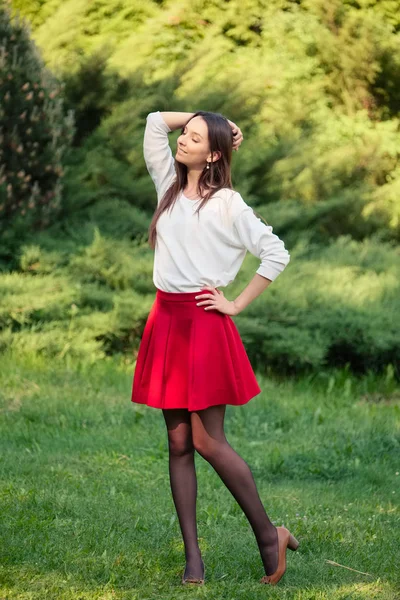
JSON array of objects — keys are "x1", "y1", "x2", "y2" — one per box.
[{"x1": 162, "y1": 405, "x2": 279, "y2": 578}]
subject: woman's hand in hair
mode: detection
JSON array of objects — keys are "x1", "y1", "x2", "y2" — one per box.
[
  {"x1": 227, "y1": 119, "x2": 243, "y2": 151},
  {"x1": 195, "y1": 287, "x2": 240, "y2": 316}
]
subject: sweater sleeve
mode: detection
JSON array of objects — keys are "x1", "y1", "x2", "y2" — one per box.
[
  {"x1": 230, "y1": 195, "x2": 291, "y2": 282},
  {"x1": 143, "y1": 111, "x2": 177, "y2": 203}
]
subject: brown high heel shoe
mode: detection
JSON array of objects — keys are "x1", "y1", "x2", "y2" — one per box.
[
  {"x1": 260, "y1": 526, "x2": 299, "y2": 586},
  {"x1": 182, "y1": 560, "x2": 205, "y2": 586}
]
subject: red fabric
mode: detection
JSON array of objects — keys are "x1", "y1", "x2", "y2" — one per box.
[{"x1": 131, "y1": 288, "x2": 261, "y2": 411}]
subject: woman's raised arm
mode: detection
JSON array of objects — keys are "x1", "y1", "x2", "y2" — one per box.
[
  {"x1": 143, "y1": 111, "x2": 181, "y2": 203},
  {"x1": 159, "y1": 112, "x2": 195, "y2": 131}
]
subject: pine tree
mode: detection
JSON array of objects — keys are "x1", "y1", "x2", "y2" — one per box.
[{"x1": 0, "y1": 2, "x2": 74, "y2": 245}]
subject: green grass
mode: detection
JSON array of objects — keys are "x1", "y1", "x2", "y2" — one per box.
[{"x1": 0, "y1": 351, "x2": 399, "y2": 599}]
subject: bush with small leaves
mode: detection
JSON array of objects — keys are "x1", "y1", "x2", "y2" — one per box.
[{"x1": 0, "y1": 3, "x2": 74, "y2": 257}]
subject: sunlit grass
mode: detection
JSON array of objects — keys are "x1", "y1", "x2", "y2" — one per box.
[{"x1": 1, "y1": 351, "x2": 399, "y2": 599}]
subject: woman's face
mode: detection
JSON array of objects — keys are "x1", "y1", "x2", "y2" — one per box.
[{"x1": 176, "y1": 116, "x2": 219, "y2": 169}]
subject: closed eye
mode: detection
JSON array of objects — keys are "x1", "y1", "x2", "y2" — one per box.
[{"x1": 182, "y1": 128, "x2": 200, "y2": 142}]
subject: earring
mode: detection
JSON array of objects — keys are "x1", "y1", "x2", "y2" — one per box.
[{"x1": 206, "y1": 161, "x2": 210, "y2": 169}]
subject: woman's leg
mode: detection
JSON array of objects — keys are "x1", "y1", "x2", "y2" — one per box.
[
  {"x1": 162, "y1": 408, "x2": 204, "y2": 579},
  {"x1": 190, "y1": 405, "x2": 279, "y2": 576}
]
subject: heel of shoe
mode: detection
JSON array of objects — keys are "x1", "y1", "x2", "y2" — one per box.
[{"x1": 288, "y1": 533, "x2": 299, "y2": 551}]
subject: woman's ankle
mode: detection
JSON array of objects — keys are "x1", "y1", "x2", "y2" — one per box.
[{"x1": 185, "y1": 548, "x2": 202, "y2": 561}]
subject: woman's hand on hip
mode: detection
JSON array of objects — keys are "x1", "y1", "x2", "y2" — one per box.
[{"x1": 195, "y1": 287, "x2": 240, "y2": 316}]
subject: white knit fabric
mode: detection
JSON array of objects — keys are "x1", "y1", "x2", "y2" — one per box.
[{"x1": 144, "y1": 111, "x2": 291, "y2": 293}]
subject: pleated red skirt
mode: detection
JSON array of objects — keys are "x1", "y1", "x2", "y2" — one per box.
[{"x1": 131, "y1": 288, "x2": 261, "y2": 411}]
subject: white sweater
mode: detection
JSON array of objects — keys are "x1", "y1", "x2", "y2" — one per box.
[{"x1": 144, "y1": 111, "x2": 291, "y2": 293}]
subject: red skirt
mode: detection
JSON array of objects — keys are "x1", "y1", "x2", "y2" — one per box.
[{"x1": 131, "y1": 288, "x2": 261, "y2": 411}]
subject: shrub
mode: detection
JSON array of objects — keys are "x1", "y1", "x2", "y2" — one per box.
[{"x1": 0, "y1": 4, "x2": 74, "y2": 257}]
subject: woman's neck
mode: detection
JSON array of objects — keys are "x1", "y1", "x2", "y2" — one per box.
[
  {"x1": 183, "y1": 167, "x2": 219, "y2": 198},
  {"x1": 186, "y1": 168, "x2": 202, "y2": 191}
]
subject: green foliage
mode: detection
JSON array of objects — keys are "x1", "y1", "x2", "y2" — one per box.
[
  {"x1": 10, "y1": 0, "x2": 400, "y2": 242},
  {"x1": 2, "y1": 0, "x2": 400, "y2": 376},
  {"x1": 0, "y1": 228, "x2": 398, "y2": 377},
  {"x1": 7, "y1": 0, "x2": 64, "y2": 29},
  {"x1": 0, "y1": 230, "x2": 155, "y2": 361},
  {"x1": 69, "y1": 228, "x2": 154, "y2": 292},
  {"x1": 0, "y1": 3, "x2": 74, "y2": 256},
  {"x1": 344, "y1": 0, "x2": 400, "y2": 33},
  {"x1": 59, "y1": 47, "x2": 130, "y2": 145},
  {"x1": 17, "y1": 0, "x2": 158, "y2": 76},
  {"x1": 232, "y1": 235, "x2": 400, "y2": 376}
]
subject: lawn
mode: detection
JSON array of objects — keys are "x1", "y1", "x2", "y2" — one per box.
[{"x1": 1, "y1": 351, "x2": 399, "y2": 599}]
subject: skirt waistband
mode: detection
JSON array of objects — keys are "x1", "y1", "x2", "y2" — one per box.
[{"x1": 156, "y1": 288, "x2": 212, "y2": 302}]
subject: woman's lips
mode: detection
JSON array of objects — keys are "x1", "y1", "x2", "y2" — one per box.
[{"x1": 177, "y1": 147, "x2": 187, "y2": 154}]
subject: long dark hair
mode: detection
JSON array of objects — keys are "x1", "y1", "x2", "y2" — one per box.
[{"x1": 148, "y1": 111, "x2": 268, "y2": 249}]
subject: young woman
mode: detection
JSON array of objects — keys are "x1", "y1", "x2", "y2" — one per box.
[{"x1": 131, "y1": 110, "x2": 299, "y2": 586}]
